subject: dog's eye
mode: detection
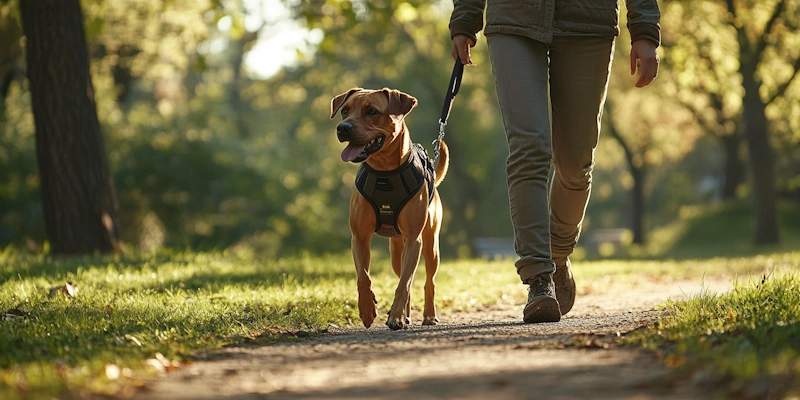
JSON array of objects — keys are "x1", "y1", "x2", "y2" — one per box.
[
  {"x1": 341, "y1": 107, "x2": 349, "y2": 117},
  {"x1": 367, "y1": 108, "x2": 380, "y2": 116}
]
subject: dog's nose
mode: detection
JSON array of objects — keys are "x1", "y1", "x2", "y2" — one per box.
[{"x1": 337, "y1": 121, "x2": 353, "y2": 142}]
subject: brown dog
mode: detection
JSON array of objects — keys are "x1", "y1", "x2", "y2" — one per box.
[{"x1": 330, "y1": 88, "x2": 449, "y2": 330}]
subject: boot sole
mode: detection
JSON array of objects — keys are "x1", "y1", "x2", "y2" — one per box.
[{"x1": 523, "y1": 296, "x2": 561, "y2": 323}]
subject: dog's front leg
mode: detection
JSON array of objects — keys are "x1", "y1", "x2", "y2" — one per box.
[
  {"x1": 352, "y1": 232, "x2": 377, "y2": 328},
  {"x1": 386, "y1": 236, "x2": 422, "y2": 330}
]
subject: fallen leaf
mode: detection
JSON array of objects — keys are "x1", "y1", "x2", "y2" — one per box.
[
  {"x1": 145, "y1": 358, "x2": 166, "y2": 374},
  {"x1": 125, "y1": 335, "x2": 142, "y2": 346},
  {"x1": 3, "y1": 308, "x2": 27, "y2": 320},
  {"x1": 150, "y1": 352, "x2": 181, "y2": 372},
  {"x1": 47, "y1": 282, "x2": 78, "y2": 298},
  {"x1": 64, "y1": 282, "x2": 76, "y2": 297}
]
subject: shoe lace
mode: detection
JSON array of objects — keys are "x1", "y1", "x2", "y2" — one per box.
[{"x1": 527, "y1": 274, "x2": 554, "y2": 297}]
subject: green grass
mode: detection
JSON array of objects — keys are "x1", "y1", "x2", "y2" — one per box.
[
  {"x1": 1, "y1": 248, "x2": 798, "y2": 398},
  {"x1": 627, "y1": 271, "x2": 800, "y2": 398},
  {"x1": 0, "y1": 249, "x2": 527, "y2": 398},
  {"x1": 649, "y1": 200, "x2": 800, "y2": 259}
]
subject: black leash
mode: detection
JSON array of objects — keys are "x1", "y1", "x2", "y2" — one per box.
[{"x1": 432, "y1": 58, "x2": 464, "y2": 165}]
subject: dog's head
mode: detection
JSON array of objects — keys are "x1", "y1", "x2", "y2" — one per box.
[{"x1": 330, "y1": 88, "x2": 417, "y2": 163}]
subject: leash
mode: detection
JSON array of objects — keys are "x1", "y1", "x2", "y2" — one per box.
[{"x1": 432, "y1": 58, "x2": 464, "y2": 165}]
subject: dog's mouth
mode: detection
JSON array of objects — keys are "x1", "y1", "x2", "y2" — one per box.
[{"x1": 341, "y1": 136, "x2": 385, "y2": 163}]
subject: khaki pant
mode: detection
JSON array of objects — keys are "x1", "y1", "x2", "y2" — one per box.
[{"x1": 487, "y1": 34, "x2": 614, "y2": 283}]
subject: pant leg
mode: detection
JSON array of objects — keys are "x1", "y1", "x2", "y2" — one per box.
[
  {"x1": 548, "y1": 36, "x2": 615, "y2": 264},
  {"x1": 487, "y1": 34, "x2": 555, "y2": 283}
]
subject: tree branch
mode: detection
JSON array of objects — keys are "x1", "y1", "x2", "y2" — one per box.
[
  {"x1": 603, "y1": 101, "x2": 637, "y2": 173},
  {"x1": 756, "y1": 0, "x2": 786, "y2": 63},
  {"x1": 767, "y1": 55, "x2": 800, "y2": 105},
  {"x1": 724, "y1": 0, "x2": 737, "y2": 18},
  {"x1": 724, "y1": 0, "x2": 751, "y2": 58}
]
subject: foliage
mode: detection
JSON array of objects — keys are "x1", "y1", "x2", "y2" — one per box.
[
  {"x1": 628, "y1": 271, "x2": 800, "y2": 398},
  {"x1": 1, "y1": 0, "x2": 799, "y2": 255}
]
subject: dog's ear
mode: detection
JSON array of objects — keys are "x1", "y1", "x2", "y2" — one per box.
[
  {"x1": 330, "y1": 88, "x2": 363, "y2": 119},
  {"x1": 383, "y1": 88, "x2": 418, "y2": 118}
]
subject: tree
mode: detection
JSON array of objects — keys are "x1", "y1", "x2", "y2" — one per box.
[
  {"x1": 602, "y1": 19, "x2": 702, "y2": 245},
  {"x1": 20, "y1": 0, "x2": 121, "y2": 254},
  {"x1": 657, "y1": 4, "x2": 746, "y2": 200},
  {"x1": 0, "y1": 2, "x2": 23, "y2": 118},
  {"x1": 726, "y1": 0, "x2": 800, "y2": 244}
]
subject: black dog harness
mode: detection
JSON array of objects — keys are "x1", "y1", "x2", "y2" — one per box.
[{"x1": 355, "y1": 143, "x2": 435, "y2": 238}]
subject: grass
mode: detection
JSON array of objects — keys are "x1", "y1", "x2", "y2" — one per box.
[
  {"x1": 0, "y1": 249, "x2": 528, "y2": 399},
  {"x1": 650, "y1": 200, "x2": 800, "y2": 259},
  {"x1": 627, "y1": 271, "x2": 800, "y2": 398},
  {"x1": 1, "y1": 247, "x2": 798, "y2": 398}
]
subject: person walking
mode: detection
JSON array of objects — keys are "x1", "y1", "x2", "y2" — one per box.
[{"x1": 449, "y1": 0, "x2": 661, "y2": 323}]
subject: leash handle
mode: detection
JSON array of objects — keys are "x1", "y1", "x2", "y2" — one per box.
[
  {"x1": 433, "y1": 58, "x2": 464, "y2": 165},
  {"x1": 439, "y1": 58, "x2": 464, "y2": 125}
]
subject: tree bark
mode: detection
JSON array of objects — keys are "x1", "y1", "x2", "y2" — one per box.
[
  {"x1": 629, "y1": 165, "x2": 646, "y2": 245},
  {"x1": 605, "y1": 109, "x2": 646, "y2": 245},
  {"x1": 719, "y1": 132, "x2": 745, "y2": 201},
  {"x1": 20, "y1": 0, "x2": 121, "y2": 254},
  {"x1": 725, "y1": 0, "x2": 781, "y2": 245},
  {"x1": 741, "y1": 63, "x2": 779, "y2": 244}
]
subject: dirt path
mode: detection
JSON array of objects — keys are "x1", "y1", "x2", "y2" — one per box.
[{"x1": 134, "y1": 277, "x2": 734, "y2": 399}]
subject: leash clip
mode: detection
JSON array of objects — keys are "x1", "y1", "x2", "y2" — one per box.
[{"x1": 432, "y1": 119, "x2": 447, "y2": 164}]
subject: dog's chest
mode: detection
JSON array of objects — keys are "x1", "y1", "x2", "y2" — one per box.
[{"x1": 354, "y1": 144, "x2": 435, "y2": 238}]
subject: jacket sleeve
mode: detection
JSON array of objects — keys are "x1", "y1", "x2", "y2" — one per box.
[
  {"x1": 449, "y1": 0, "x2": 486, "y2": 42},
  {"x1": 625, "y1": 0, "x2": 661, "y2": 46}
]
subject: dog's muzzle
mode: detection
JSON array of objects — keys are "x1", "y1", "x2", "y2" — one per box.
[{"x1": 337, "y1": 121, "x2": 354, "y2": 142}]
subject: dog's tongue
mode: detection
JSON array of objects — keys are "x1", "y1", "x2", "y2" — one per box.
[{"x1": 341, "y1": 143, "x2": 367, "y2": 162}]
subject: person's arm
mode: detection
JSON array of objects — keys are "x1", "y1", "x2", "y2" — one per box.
[
  {"x1": 449, "y1": 0, "x2": 486, "y2": 65},
  {"x1": 626, "y1": 0, "x2": 661, "y2": 87}
]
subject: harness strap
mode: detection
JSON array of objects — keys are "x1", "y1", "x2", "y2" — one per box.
[{"x1": 355, "y1": 144, "x2": 435, "y2": 237}]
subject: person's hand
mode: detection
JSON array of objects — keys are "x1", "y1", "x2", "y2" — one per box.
[
  {"x1": 630, "y1": 40, "x2": 659, "y2": 88},
  {"x1": 451, "y1": 34, "x2": 476, "y2": 65}
]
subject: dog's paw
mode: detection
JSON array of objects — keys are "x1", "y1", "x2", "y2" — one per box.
[
  {"x1": 422, "y1": 316, "x2": 440, "y2": 326},
  {"x1": 386, "y1": 311, "x2": 411, "y2": 325},
  {"x1": 386, "y1": 315, "x2": 408, "y2": 331},
  {"x1": 358, "y1": 292, "x2": 377, "y2": 328}
]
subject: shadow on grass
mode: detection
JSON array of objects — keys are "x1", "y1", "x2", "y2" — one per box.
[
  {"x1": 0, "y1": 252, "x2": 356, "y2": 290},
  {"x1": 0, "y1": 253, "x2": 179, "y2": 282},
  {"x1": 652, "y1": 200, "x2": 798, "y2": 260}
]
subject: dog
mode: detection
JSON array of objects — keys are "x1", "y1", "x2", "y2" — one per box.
[{"x1": 330, "y1": 87, "x2": 449, "y2": 330}]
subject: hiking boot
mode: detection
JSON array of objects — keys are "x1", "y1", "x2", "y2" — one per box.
[
  {"x1": 554, "y1": 258, "x2": 576, "y2": 315},
  {"x1": 523, "y1": 273, "x2": 561, "y2": 323}
]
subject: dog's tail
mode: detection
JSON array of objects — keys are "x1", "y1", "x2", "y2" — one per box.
[{"x1": 434, "y1": 140, "x2": 449, "y2": 187}]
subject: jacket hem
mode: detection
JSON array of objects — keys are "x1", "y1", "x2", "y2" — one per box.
[{"x1": 485, "y1": 26, "x2": 553, "y2": 44}]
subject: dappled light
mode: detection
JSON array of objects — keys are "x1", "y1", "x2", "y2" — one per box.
[
  {"x1": 0, "y1": 0, "x2": 798, "y2": 257},
  {"x1": 1, "y1": 1, "x2": 799, "y2": 398}
]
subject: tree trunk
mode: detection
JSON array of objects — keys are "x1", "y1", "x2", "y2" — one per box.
[
  {"x1": 20, "y1": 0, "x2": 121, "y2": 254},
  {"x1": 630, "y1": 165, "x2": 646, "y2": 245},
  {"x1": 0, "y1": 69, "x2": 12, "y2": 117},
  {"x1": 740, "y1": 60, "x2": 779, "y2": 244},
  {"x1": 604, "y1": 108, "x2": 646, "y2": 245},
  {"x1": 719, "y1": 132, "x2": 745, "y2": 200}
]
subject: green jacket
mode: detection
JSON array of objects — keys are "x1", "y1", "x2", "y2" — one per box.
[{"x1": 449, "y1": 0, "x2": 660, "y2": 46}]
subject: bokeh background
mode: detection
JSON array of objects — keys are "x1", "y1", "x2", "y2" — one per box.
[{"x1": 1, "y1": 0, "x2": 798, "y2": 259}]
